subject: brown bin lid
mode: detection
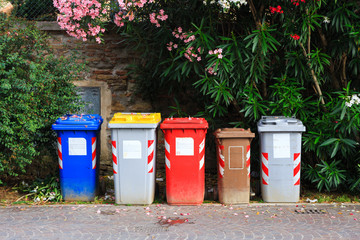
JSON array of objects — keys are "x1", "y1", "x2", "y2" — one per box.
[{"x1": 214, "y1": 128, "x2": 255, "y2": 138}]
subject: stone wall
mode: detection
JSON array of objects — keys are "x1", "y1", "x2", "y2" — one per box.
[
  {"x1": 38, "y1": 22, "x2": 158, "y2": 175},
  {"x1": 38, "y1": 22, "x2": 216, "y2": 176}
]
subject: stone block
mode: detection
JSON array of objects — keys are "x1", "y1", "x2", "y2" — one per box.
[
  {"x1": 129, "y1": 101, "x2": 153, "y2": 112},
  {"x1": 111, "y1": 101, "x2": 126, "y2": 112}
]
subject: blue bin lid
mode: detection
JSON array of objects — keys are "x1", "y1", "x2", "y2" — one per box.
[{"x1": 52, "y1": 114, "x2": 103, "y2": 131}]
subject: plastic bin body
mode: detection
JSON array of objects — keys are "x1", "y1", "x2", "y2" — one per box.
[
  {"x1": 52, "y1": 114, "x2": 103, "y2": 201},
  {"x1": 257, "y1": 116, "x2": 306, "y2": 202},
  {"x1": 160, "y1": 118, "x2": 208, "y2": 205},
  {"x1": 214, "y1": 128, "x2": 255, "y2": 204},
  {"x1": 108, "y1": 113, "x2": 161, "y2": 205}
]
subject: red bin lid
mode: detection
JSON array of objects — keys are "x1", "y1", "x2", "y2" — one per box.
[{"x1": 160, "y1": 117, "x2": 209, "y2": 129}]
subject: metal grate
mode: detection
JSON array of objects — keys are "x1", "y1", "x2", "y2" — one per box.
[
  {"x1": 77, "y1": 87, "x2": 101, "y2": 115},
  {"x1": 295, "y1": 209, "x2": 327, "y2": 214}
]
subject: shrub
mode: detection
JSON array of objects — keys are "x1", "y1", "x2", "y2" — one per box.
[
  {"x1": 0, "y1": 16, "x2": 83, "y2": 183},
  {"x1": 55, "y1": 0, "x2": 360, "y2": 193}
]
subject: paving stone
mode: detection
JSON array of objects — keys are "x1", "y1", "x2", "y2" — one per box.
[{"x1": 1, "y1": 204, "x2": 360, "y2": 239}]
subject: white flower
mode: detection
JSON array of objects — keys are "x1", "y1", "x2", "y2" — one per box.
[
  {"x1": 352, "y1": 94, "x2": 360, "y2": 104},
  {"x1": 345, "y1": 94, "x2": 360, "y2": 108},
  {"x1": 323, "y1": 16, "x2": 330, "y2": 24}
]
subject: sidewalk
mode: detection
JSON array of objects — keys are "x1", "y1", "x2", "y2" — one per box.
[{"x1": 1, "y1": 203, "x2": 359, "y2": 239}]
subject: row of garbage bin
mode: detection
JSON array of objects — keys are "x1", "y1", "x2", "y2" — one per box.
[{"x1": 52, "y1": 113, "x2": 306, "y2": 205}]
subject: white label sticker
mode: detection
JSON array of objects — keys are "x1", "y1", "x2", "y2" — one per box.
[
  {"x1": 176, "y1": 138, "x2": 194, "y2": 156},
  {"x1": 123, "y1": 140, "x2": 142, "y2": 159},
  {"x1": 69, "y1": 138, "x2": 87, "y2": 156},
  {"x1": 273, "y1": 133, "x2": 291, "y2": 158}
]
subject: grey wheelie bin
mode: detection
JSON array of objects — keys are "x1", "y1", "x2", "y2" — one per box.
[{"x1": 257, "y1": 116, "x2": 306, "y2": 202}]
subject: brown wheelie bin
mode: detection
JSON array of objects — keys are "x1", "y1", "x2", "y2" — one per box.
[{"x1": 214, "y1": 128, "x2": 255, "y2": 204}]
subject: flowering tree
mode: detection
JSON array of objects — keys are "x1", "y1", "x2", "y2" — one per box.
[{"x1": 55, "y1": 0, "x2": 360, "y2": 193}]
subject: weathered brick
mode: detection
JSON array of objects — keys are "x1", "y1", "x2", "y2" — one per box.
[
  {"x1": 115, "y1": 70, "x2": 127, "y2": 76},
  {"x1": 92, "y1": 70, "x2": 113, "y2": 75},
  {"x1": 96, "y1": 74, "x2": 117, "y2": 81}
]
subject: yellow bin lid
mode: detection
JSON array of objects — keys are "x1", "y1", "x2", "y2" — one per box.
[{"x1": 109, "y1": 112, "x2": 161, "y2": 124}]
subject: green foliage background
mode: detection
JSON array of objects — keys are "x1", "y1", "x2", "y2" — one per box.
[
  {"x1": 112, "y1": 0, "x2": 360, "y2": 193},
  {"x1": 0, "y1": 15, "x2": 83, "y2": 183}
]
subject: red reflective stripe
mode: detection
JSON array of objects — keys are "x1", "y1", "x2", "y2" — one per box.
[
  {"x1": 294, "y1": 153, "x2": 300, "y2": 161},
  {"x1": 246, "y1": 145, "x2": 250, "y2": 153},
  {"x1": 294, "y1": 178, "x2": 300, "y2": 186},
  {"x1": 262, "y1": 152, "x2": 268, "y2": 160},
  {"x1": 262, "y1": 177, "x2": 269, "y2": 185},
  {"x1": 148, "y1": 151, "x2": 154, "y2": 164},
  {"x1": 294, "y1": 162, "x2": 301, "y2": 176},
  {"x1": 112, "y1": 153, "x2": 117, "y2": 165},
  {"x1": 92, "y1": 137, "x2": 96, "y2": 145},
  {"x1": 148, "y1": 167, "x2": 153, "y2": 173},
  {"x1": 165, "y1": 149, "x2": 171, "y2": 160},
  {"x1": 262, "y1": 162, "x2": 268, "y2": 176},
  {"x1": 112, "y1": 140, "x2": 117, "y2": 174},
  {"x1": 218, "y1": 156, "x2": 225, "y2": 168},
  {"x1": 92, "y1": 148, "x2": 96, "y2": 160},
  {"x1": 148, "y1": 139, "x2": 154, "y2": 148},
  {"x1": 58, "y1": 150, "x2": 62, "y2": 160}
]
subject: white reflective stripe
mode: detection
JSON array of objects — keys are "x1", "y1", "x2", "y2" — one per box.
[
  {"x1": 219, "y1": 152, "x2": 225, "y2": 162},
  {"x1": 293, "y1": 153, "x2": 301, "y2": 185},
  {"x1": 165, "y1": 140, "x2": 170, "y2": 153},
  {"x1": 294, "y1": 169, "x2": 301, "y2": 185},
  {"x1": 165, "y1": 156, "x2": 170, "y2": 169},
  {"x1": 92, "y1": 138, "x2": 96, "y2": 169},
  {"x1": 148, "y1": 159, "x2": 154, "y2": 173},
  {"x1": 148, "y1": 141, "x2": 154, "y2": 154},
  {"x1": 262, "y1": 154, "x2": 269, "y2": 185},
  {"x1": 112, "y1": 142, "x2": 117, "y2": 174},
  {"x1": 57, "y1": 140, "x2": 62, "y2": 154},
  {"x1": 218, "y1": 146, "x2": 224, "y2": 177},
  {"x1": 199, "y1": 139, "x2": 205, "y2": 153},
  {"x1": 219, "y1": 163, "x2": 224, "y2": 177},
  {"x1": 199, "y1": 156, "x2": 204, "y2": 170},
  {"x1": 246, "y1": 148, "x2": 250, "y2": 177},
  {"x1": 148, "y1": 140, "x2": 154, "y2": 173},
  {"x1": 58, "y1": 138, "x2": 62, "y2": 169}
]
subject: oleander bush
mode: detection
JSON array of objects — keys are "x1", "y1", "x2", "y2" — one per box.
[{"x1": 54, "y1": 0, "x2": 360, "y2": 193}]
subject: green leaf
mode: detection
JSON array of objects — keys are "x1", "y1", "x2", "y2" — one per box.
[{"x1": 320, "y1": 138, "x2": 338, "y2": 147}]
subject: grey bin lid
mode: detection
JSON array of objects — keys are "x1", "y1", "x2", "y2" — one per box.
[{"x1": 257, "y1": 116, "x2": 306, "y2": 133}]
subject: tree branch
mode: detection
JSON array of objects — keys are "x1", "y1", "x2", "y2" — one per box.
[
  {"x1": 299, "y1": 42, "x2": 325, "y2": 105},
  {"x1": 341, "y1": 52, "x2": 348, "y2": 88},
  {"x1": 247, "y1": 0, "x2": 261, "y2": 29}
]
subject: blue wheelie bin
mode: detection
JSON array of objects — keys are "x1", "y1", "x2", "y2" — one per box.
[{"x1": 52, "y1": 114, "x2": 103, "y2": 201}]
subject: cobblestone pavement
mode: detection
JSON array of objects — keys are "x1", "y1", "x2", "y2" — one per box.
[{"x1": 0, "y1": 203, "x2": 360, "y2": 239}]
